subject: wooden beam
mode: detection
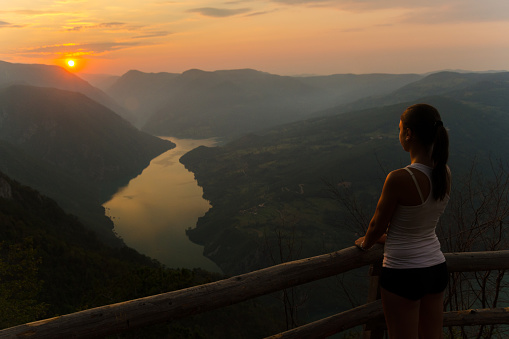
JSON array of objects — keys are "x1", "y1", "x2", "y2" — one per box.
[
  {"x1": 267, "y1": 304, "x2": 509, "y2": 339},
  {"x1": 444, "y1": 250, "x2": 509, "y2": 272},
  {"x1": 352, "y1": 307, "x2": 509, "y2": 330},
  {"x1": 354, "y1": 307, "x2": 509, "y2": 330},
  {"x1": 265, "y1": 300, "x2": 384, "y2": 339},
  {"x1": 444, "y1": 307, "x2": 509, "y2": 326},
  {"x1": 0, "y1": 245, "x2": 383, "y2": 339}
]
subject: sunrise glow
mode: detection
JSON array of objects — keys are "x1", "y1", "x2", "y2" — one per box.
[
  {"x1": 1, "y1": 0, "x2": 508, "y2": 75},
  {"x1": 67, "y1": 60, "x2": 75, "y2": 67}
]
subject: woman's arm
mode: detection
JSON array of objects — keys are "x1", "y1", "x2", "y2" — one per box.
[{"x1": 355, "y1": 171, "x2": 401, "y2": 250}]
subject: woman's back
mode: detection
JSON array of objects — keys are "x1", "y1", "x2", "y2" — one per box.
[{"x1": 383, "y1": 163, "x2": 449, "y2": 268}]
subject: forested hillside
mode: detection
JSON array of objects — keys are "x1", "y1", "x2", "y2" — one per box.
[
  {"x1": 0, "y1": 85, "x2": 174, "y2": 244},
  {"x1": 180, "y1": 71, "x2": 509, "y2": 276},
  {"x1": 0, "y1": 172, "x2": 283, "y2": 337}
]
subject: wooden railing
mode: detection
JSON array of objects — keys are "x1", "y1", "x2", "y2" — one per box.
[{"x1": 2, "y1": 246, "x2": 509, "y2": 339}]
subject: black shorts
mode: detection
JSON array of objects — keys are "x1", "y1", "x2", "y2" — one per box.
[{"x1": 380, "y1": 262, "x2": 448, "y2": 301}]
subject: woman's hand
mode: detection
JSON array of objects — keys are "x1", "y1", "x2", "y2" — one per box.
[
  {"x1": 355, "y1": 234, "x2": 386, "y2": 251},
  {"x1": 355, "y1": 236, "x2": 366, "y2": 250}
]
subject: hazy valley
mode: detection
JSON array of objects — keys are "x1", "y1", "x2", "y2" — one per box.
[{"x1": 1, "y1": 60, "x2": 509, "y2": 336}]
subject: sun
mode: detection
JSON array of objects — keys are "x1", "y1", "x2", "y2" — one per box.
[{"x1": 60, "y1": 58, "x2": 86, "y2": 72}]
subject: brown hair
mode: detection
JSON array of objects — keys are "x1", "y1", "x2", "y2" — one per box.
[{"x1": 401, "y1": 104, "x2": 449, "y2": 200}]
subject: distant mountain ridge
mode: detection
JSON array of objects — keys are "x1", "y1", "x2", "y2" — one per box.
[
  {"x1": 79, "y1": 73, "x2": 121, "y2": 92},
  {"x1": 320, "y1": 71, "x2": 509, "y2": 116},
  {"x1": 106, "y1": 70, "x2": 180, "y2": 127},
  {"x1": 0, "y1": 60, "x2": 133, "y2": 122},
  {"x1": 105, "y1": 68, "x2": 422, "y2": 139}
]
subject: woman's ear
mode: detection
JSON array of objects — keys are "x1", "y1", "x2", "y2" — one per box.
[{"x1": 405, "y1": 128, "x2": 412, "y2": 141}]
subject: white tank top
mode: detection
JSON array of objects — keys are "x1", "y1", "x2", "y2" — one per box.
[{"x1": 383, "y1": 163, "x2": 449, "y2": 268}]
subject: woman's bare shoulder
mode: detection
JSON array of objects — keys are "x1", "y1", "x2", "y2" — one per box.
[
  {"x1": 384, "y1": 168, "x2": 412, "y2": 191},
  {"x1": 387, "y1": 168, "x2": 411, "y2": 181}
]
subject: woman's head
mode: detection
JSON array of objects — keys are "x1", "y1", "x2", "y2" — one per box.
[
  {"x1": 401, "y1": 103, "x2": 450, "y2": 200},
  {"x1": 400, "y1": 103, "x2": 442, "y2": 147}
]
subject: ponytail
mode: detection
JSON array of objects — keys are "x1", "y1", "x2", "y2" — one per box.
[
  {"x1": 401, "y1": 104, "x2": 450, "y2": 201},
  {"x1": 431, "y1": 123, "x2": 449, "y2": 200}
]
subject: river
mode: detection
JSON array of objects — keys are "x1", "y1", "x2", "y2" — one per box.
[{"x1": 103, "y1": 137, "x2": 222, "y2": 273}]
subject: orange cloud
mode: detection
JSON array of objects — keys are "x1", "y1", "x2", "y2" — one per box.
[
  {"x1": 187, "y1": 7, "x2": 252, "y2": 17},
  {"x1": 0, "y1": 20, "x2": 24, "y2": 28},
  {"x1": 17, "y1": 41, "x2": 143, "y2": 59},
  {"x1": 65, "y1": 22, "x2": 126, "y2": 32}
]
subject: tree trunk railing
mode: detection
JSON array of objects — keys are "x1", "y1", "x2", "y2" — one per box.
[{"x1": 2, "y1": 247, "x2": 509, "y2": 339}]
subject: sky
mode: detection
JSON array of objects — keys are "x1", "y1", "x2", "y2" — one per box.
[{"x1": 1, "y1": 0, "x2": 509, "y2": 76}]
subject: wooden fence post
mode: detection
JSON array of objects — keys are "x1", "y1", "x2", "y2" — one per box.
[{"x1": 363, "y1": 260, "x2": 384, "y2": 339}]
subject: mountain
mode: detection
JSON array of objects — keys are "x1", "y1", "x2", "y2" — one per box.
[
  {"x1": 0, "y1": 85, "x2": 173, "y2": 189},
  {"x1": 0, "y1": 171, "x2": 157, "y2": 321},
  {"x1": 297, "y1": 73, "x2": 423, "y2": 103},
  {"x1": 319, "y1": 71, "x2": 509, "y2": 116},
  {"x1": 106, "y1": 68, "x2": 421, "y2": 139},
  {"x1": 179, "y1": 71, "x2": 509, "y2": 277},
  {"x1": 0, "y1": 137, "x2": 117, "y2": 243},
  {"x1": 106, "y1": 70, "x2": 181, "y2": 127},
  {"x1": 0, "y1": 60, "x2": 133, "y2": 122},
  {"x1": 0, "y1": 85, "x2": 174, "y2": 243},
  {"x1": 0, "y1": 171, "x2": 282, "y2": 338},
  {"x1": 79, "y1": 73, "x2": 121, "y2": 92},
  {"x1": 392, "y1": 71, "x2": 509, "y2": 97}
]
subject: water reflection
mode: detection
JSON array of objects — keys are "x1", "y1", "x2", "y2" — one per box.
[{"x1": 103, "y1": 137, "x2": 222, "y2": 273}]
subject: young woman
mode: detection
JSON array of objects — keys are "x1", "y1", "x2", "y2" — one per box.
[{"x1": 355, "y1": 103, "x2": 451, "y2": 339}]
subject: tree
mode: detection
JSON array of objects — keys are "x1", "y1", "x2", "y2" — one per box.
[
  {"x1": 0, "y1": 238, "x2": 48, "y2": 329},
  {"x1": 438, "y1": 160, "x2": 509, "y2": 339},
  {"x1": 263, "y1": 207, "x2": 307, "y2": 330}
]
